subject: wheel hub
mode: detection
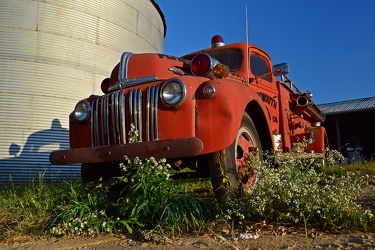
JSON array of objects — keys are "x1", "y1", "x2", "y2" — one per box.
[{"x1": 236, "y1": 131, "x2": 257, "y2": 189}]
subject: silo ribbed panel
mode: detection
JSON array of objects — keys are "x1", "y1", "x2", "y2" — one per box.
[{"x1": 0, "y1": 0, "x2": 165, "y2": 184}]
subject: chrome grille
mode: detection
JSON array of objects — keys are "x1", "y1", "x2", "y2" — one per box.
[{"x1": 91, "y1": 86, "x2": 159, "y2": 146}]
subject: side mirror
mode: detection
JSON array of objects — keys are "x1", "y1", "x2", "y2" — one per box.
[{"x1": 272, "y1": 62, "x2": 290, "y2": 76}]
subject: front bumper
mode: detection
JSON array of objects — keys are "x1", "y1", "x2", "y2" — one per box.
[{"x1": 49, "y1": 137, "x2": 204, "y2": 165}]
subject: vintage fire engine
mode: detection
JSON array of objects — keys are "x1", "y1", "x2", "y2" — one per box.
[{"x1": 50, "y1": 35, "x2": 326, "y2": 198}]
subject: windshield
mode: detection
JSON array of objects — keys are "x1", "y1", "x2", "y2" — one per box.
[
  {"x1": 207, "y1": 50, "x2": 242, "y2": 71},
  {"x1": 184, "y1": 49, "x2": 243, "y2": 72}
]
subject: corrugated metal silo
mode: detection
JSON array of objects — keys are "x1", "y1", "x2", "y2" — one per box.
[{"x1": 0, "y1": 0, "x2": 166, "y2": 184}]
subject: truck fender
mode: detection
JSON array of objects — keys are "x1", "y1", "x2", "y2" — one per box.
[{"x1": 195, "y1": 80, "x2": 273, "y2": 154}]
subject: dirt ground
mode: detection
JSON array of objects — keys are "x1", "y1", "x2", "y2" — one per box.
[{"x1": 1, "y1": 229, "x2": 375, "y2": 250}]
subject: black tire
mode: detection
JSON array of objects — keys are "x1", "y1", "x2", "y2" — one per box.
[
  {"x1": 81, "y1": 162, "x2": 123, "y2": 182},
  {"x1": 208, "y1": 112, "x2": 262, "y2": 200}
]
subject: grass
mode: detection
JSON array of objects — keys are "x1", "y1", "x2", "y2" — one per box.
[
  {"x1": 363, "y1": 194, "x2": 375, "y2": 202},
  {"x1": 0, "y1": 177, "x2": 71, "y2": 239},
  {"x1": 1, "y1": 153, "x2": 375, "y2": 242},
  {"x1": 153, "y1": 193, "x2": 217, "y2": 235},
  {"x1": 323, "y1": 158, "x2": 375, "y2": 183}
]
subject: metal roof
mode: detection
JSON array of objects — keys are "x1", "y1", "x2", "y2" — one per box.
[{"x1": 318, "y1": 96, "x2": 375, "y2": 115}]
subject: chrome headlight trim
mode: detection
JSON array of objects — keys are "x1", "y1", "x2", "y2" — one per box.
[
  {"x1": 74, "y1": 100, "x2": 91, "y2": 122},
  {"x1": 160, "y1": 78, "x2": 186, "y2": 108}
]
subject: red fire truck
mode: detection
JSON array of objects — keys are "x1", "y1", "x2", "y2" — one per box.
[{"x1": 50, "y1": 35, "x2": 326, "y2": 198}]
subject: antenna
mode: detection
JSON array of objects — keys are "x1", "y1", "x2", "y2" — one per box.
[{"x1": 245, "y1": 5, "x2": 249, "y2": 85}]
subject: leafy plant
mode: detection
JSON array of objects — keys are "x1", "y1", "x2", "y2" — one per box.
[
  {"x1": 293, "y1": 136, "x2": 315, "y2": 153},
  {"x1": 115, "y1": 156, "x2": 174, "y2": 226},
  {"x1": 245, "y1": 152, "x2": 373, "y2": 229},
  {"x1": 49, "y1": 182, "x2": 120, "y2": 236}
]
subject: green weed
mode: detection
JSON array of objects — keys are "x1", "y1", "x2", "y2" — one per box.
[{"x1": 0, "y1": 177, "x2": 69, "y2": 239}]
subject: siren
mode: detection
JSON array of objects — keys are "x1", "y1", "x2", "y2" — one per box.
[
  {"x1": 211, "y1": 35, "x2": 225, "y2": 48},
  {"x1": 190, "y1": 53, "x2": 229, "y2": 79}
]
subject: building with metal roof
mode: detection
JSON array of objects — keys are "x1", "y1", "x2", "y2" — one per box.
[
  {"x1": 318, "y1": 96, "x2": 375, "y2": 160},
  {"x1": 319, "y1": 97, "x2": 375, "y2": 115}
]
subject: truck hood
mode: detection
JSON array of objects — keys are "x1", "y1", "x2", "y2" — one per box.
[{"x1": 107, "y1": 52, "x2": 190, "y2": 92}]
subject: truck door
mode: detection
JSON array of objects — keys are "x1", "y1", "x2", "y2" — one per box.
[{"x1": 248, "y1": 51, "x2": 280, "y2": 135}]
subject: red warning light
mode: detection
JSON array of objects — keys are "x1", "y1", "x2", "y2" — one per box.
[{"x1": 211, "y1": 35, "x2": 225, "y2": 48}]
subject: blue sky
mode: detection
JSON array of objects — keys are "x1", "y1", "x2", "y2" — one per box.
[{"x1": 156, "y1": 0, "x2": 375, "y2": 104}]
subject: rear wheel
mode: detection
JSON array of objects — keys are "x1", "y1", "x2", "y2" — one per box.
[{"x1": 208, "y1": 112, "x2": 262, "y2": 200}]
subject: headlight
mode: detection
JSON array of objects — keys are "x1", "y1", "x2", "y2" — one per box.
[
  {"x1": 160, "y1": 79, "x2": 186, "y2": 108},
  {"x1": 73, "y1": 100, "x2": 91, "y2": 122}
]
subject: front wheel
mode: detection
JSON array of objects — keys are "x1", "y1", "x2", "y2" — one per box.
[
  {"x1": 81, "y1": 162, "x2": 123, "y2": 182},
  {"x1": 208, "y1": 112, "x2": 262, "y2": 200}
]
